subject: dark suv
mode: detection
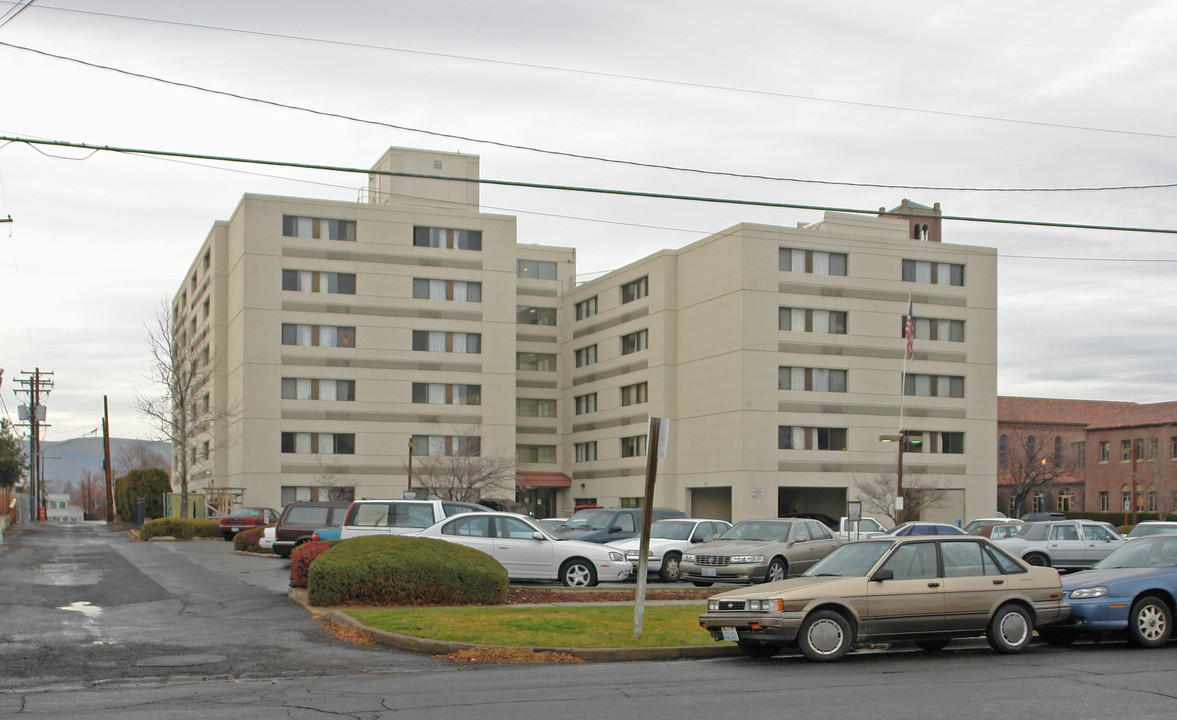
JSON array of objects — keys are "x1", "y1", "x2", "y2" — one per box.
[
  {"x1": 556, "y1": 507, "x2": 686, "y2": 544},
  {"x1": 272, "y1": 501, "x2": 352, "y2": 558}
]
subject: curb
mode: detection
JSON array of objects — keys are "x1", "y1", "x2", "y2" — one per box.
[{"x1": 287, "y1": 588, "x2": 743, "y2": 662}]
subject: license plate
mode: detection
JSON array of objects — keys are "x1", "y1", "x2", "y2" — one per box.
[
  {"x1": 702, "y1": 567, "x2": 716, "y2": 577},
  {"x1": 722, "y1": 627, "x2": 739, "y2": 642},
  {"x1": 231, "y1": 527, "x2": 240, "y2": 533}
]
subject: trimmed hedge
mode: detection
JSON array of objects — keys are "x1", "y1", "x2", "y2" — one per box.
[
  {"x1": 291, "y1": 540, "x2": 333, "y2": 589},
  {"x1": 234, "y1": 524, "x2": 275, "y2": 553},
  {"x1": 306, "y1": 535, "x2": 508, "y2": 607},
  {"x1": 140, "y1": 517, "x2": 220, "y2": 540},
  {"x1": 114, "y1": 468, "x2": 172, "y2": 524}
]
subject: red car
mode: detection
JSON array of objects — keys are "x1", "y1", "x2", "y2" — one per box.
[{"x1": 219, "y1": 506, "x2": 281, "y2": 541}]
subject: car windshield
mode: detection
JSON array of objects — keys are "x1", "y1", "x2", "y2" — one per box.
[
  {"x1": 1013, "y1": 523, "x2": 1049, "y2": 541},
  {"x1": 1127, "y1": 524, "x2": 1177, "y2": 538},
  {"x1": 564, "y1": 509, "x2": 616, "y2": 531},
  {"x1": 228, "y1": 507, "x2": 262, "y2": 517},
  {"x1": 719, "y1": 521, "x2": 791, "y2": 542},
  {"x1": 650, "y1": 520, "x2": 693, "y2": 540},
  {"x1": 804, "y1": 541, "x2": 893, "y2": 577},
  {"x1": 1095, "y1": 536, "x2": 1177, "y2": 569}
]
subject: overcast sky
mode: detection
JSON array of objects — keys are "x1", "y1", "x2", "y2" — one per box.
[{"x1": 2, "y1": 0, "x2": 1176, "y2": 443}]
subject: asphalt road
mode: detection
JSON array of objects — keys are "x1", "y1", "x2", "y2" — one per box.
[{"x1": 2, "y1": 522, "x2": 1176, "y2": 720}]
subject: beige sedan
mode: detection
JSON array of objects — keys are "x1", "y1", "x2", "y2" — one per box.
[{"x1": 698, "y1": 535, "x2": 1068, "y2": 661}]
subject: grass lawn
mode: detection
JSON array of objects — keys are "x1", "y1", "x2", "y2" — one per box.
[{"x1": 344, "y1": 604, "x2": 715, "y2": 648}]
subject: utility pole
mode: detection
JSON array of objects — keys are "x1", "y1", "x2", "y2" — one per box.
[
  {"x1": 103, "y1": 397, "x2": 113, "y2": 522},
  {"x1": 13, "y1": 369, "x2": 53, "y2": 521}
]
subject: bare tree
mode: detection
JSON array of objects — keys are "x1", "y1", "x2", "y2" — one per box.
[
  {"x1": 134, "y1": 302, "x2": 232, "y2": 518},
  {"x1": 409, "y1": 431, "x2": 515, "y2": 502},
  {"x1": 1000, "y1": 425, "x2": 1077, "y2": 517},
  {"x1": 312, "y1": 455, "x2": 357, "y2": 502},
  {"x1": 113, "y1": 440, "x2": 170, "y2": 477},
  {"x1": 854, "y1": 472, "x2": 950, "y2": 525}
]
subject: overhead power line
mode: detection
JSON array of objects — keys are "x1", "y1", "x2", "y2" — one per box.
[
  {"x1": 2, "y1": 39, "x2": 1176, "y2": 194},
  {"x1": 4, "y1": 134, "x2": 1177, "y2": 236}
]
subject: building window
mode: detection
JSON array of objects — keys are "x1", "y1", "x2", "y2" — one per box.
[
  {"x1": 412, "y1": 383, "x2": 481, "y2": 405},
  {"x1": 621, "y1": 435, "x2": 647, "y2": 458},
  {"x1": 1122, "y1": 489, "x2": 1132, "y2": 512},
  {"x1": 1172, "y1": 436, "x2": 1177, "y2": 459},
  {"x1": 778, "y1": 426, "x2": 848, "y2": 451},
  {"x1": 517, "y1": 352, "x2": 556, "y2": 371},
  {"x1": 576, "y1": 296, "x2": 598, "y2": 320},
  {"x1": 201, "y1": 298, "x2": 210, "y2": 320},
  {"x1": 1057, "y1": 492, "x2": 1074, "y2": 512},
  {"x1": 282, "y1": 216, "x2": 356, "y2": 241},
  {"x1": 779, "y1": 367, "x2": 846, "y2": 392},
  {"x1": 575, "y1": 345, "x2": 597, "y2": 368},
  {"x1": 901, "y1": 317, "x2": 965, "y2": 342},
  {"x1": 1099, "y1": 441, "x2": 1110, "y2": 462},
  {"x1": 903, "y1": 374, "x2": 964, "y2": 398},
  {"x1": 575, "y1": 442, "x2": 597, "y2": 462},
  {"x1": 621, "y1": 277, "x2": 648, "y2": 304},
  {"x1": 1149, "y1": 490, "x2": 1158, "y2": 512},
  {"x1": 412, "y1": 435, "x2": 480, "y2": 457},
  {"x1": 902, "y1": 259, "x2": 964, "y2": 286},
  {"x1": 413, "y1": 226, "x2": 481, "y2": 250},
  {"x1": 574, "y1": 497, "x2": 597, "y2": 507},
  {"x1": 517, "y1": 259, "x2": 557, "y2": 280},
  {"x1": 1054, "y1": 437, "x2": 1063, "y2": 467},
  {"x1": 999, "y1": 435, "x2": 1008, "y2": 469},
  {"x1": 201, "y1": 441, "x2": 210, "y2": 461},
  {"x1": 517, "y1": 445, "x2": 556, "y2": 463},
  {"x1": 202, "y1": 393, "x2": 210, "y2": 413},
  {"x1": 282, "y1": 378, "x2": 356, "y2": 401},
  {"x1": 779, "y1": 308, "x2": 847, "y2": 334},
  {"x1": 574, "y1": 393, "x2": 597, "y2": 415},
  {"x1": 1099, "y1": 491, "x2": 1109, "y2": 512},
  {"x1": 516, "y1": 306, "x2": 557, "y2": 326},
  {"x1": 1121, "y1": 439, "x2": 1133, "y2": 462},
  {"x1": 620, "y1": 329, "x2": 648, "y2": 355},
  {"x1": 412, "y1": 278, "x2": 481, "y2": 302},
  {"x1": 283, "y1": 270, "x2": 357, "y2": 295},
  {"x1": 411, "y1": 330, "x2": 481, "y2": 353},
  {"x1": 779, "y1": 248, "x2": 847, "y2": 276},
  {"x1": 620, "y1": 382, "x2": 648, "y2": 406},
  {"x1": 898, "y1": 430, "x2": 964, "y2": 454},
  {"x1": 281, "y1": 324, "x2": 356, "y2": 348},
  {"x1": 516, "y1": 398, "x2": 556, "y2": 417},
  {"x1": 202, "y1": 250, "x2": 211, "y2": 272},
  {"x1": 1073, "y1": 441, "x2": 1086, "y2": 468},
  {"x1": 1032, "y1": 494, "x2": 1044, "y2": 513},
  {"x1": 1147, "y1": 438, "x2": 1158, "y2": 460},
  {"x1": 280, "y1": 432, "x2": 356, "y2": 454}
]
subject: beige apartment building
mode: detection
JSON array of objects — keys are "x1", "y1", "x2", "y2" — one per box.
[{"x1": 174, "y1": 147, "x2": 997, "y2": 525}]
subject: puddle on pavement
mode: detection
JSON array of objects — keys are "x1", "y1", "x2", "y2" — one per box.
[{"x1": 59, "y1": 601, "x2": 103, "y2": 618}]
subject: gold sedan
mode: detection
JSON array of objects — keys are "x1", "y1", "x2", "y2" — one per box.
[{"x1": 699, "y1": 535, "x2": 1069, "y2": 661}]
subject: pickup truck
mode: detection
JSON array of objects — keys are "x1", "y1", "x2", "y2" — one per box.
[
  {"x1": 837, "y1": 516, "x2": 889, "y2": 539},
  {"x1": 338, "y1": 499, "x2": 489, "y2": 539}
]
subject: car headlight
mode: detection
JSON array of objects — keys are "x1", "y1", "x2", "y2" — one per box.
[
  {"x1": 683, "y1": 553, "x2": 696, "y2": 562},
  {"x1": 708, "y1": 599, "x2": 719, "y2": 611},
  {"x1": 609, "y1": 551, "x2": 625, "y2": 562},
  {"x1": 1068, "y1": 586, "x2": 1109, "y2": 599},
  {"x1": 729, "y1": 555, "x2": 766, "y2": 564}
]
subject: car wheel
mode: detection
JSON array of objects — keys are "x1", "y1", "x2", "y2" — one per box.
[
  {"x1": 987, "y1": 604, "x2": 1032, "y2": 654},
  {"x1": 1037, "y1": 629, "x2": 1078, "y2": 646},
  {"x1": 797, "y1": 609, "x2": 853, "y2": 662},
  {"x1": 1127, "y1": 595, "x2": 1172, "y2": 648},
  {"x1": 738, "y1": 641, "x2": 783, "y2": 658},
  {"x1": 691, "y1": 581, "x2": 714, "y2": 587},
  {"x1": 659, "y1": 553, "x2": 682, "y2": 582},
  {"x1": 763, "y1": 557, "x2": 787, "y2": 583},
  {"x1": 916, "y1": 639, "x2": 950, "y2": 651},
  {"x1": 1024, "y1": 553, "x2": 1050, "y2": 567},
  {"x1": 559, "y1": 559, "x2": 598, "y2": 588}
]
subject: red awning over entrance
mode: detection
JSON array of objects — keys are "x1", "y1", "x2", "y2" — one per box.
[{"x1": 515, "y1": 471, "x2": 572, "y2": 489}]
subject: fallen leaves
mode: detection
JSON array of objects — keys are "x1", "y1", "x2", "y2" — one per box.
[{"x1": 440, "y1": 647, "x2": 586, "y2": 664}]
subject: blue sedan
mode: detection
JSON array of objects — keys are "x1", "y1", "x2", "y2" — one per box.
[{"x1": 1039, "y1": 534, "x2": 1177, "y2": 648}]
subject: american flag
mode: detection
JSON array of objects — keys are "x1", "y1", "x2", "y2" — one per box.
[{"x1": 905, "y1": 298, "x2": 914, "y2": 360}]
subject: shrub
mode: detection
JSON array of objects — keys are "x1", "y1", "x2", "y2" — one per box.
[
  {"x1": 291, "y1": 540, "x2": 333, "y2": 589},
  {"x1": 139, "y1": 517, "x2": 221, "y2": 540},
  {"x1": 114, "y1": 468, "x2": 172, "y2": 524},
  {"x1": 233, "y1": 524, "x2": 276, "y2": 553},
  {"x1": 307, "y1": 535, "x2": 508, "y2": 607}
]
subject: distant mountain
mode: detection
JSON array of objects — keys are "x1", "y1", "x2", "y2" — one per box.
[{"x1": 41, "y1": 437, "x2": 171, "y2": 492}]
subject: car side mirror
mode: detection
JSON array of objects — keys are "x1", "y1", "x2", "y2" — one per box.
[
  {"x1": 532, "y1": 531, "x2": 545, "y2": 541},
  {"x1": 870, "y1": 568, "x2": 894, "y2": 582}
]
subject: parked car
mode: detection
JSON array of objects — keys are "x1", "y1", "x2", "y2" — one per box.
[
  {"x1": 272, "y1": 500, "x2": 352, "y2": 558},
  {"x1": 995, "y1": 520, "x2": 1125, "y2": 570},
  {"x1": 555, "y1": 507, "x2": 686, "y2": 544},
  {"x1": 837, "y1": 516, "x2": 889, "y2": 539},
  {"x1": 781, "y1": 512, "x2": 838, "y2": 530},
  {"x1": 884, "y1": 522, "x2": 966, "y2": 536},
  {"x1": 219, "y1": 506, "x2": 281, "y2": 541},
  {"x1": 974, "y1": 522, "x2": 1026, "y2": 541},
  {"x1": 963, "y1": 517, "x2": 1021, "y2": 534},
  {"x1": 1126, "y1": 521, "x2": 1177, "y2": 538},
  {"x1": 698, "y1": 535, "x2": 1069, "y2": 661},
  {"x1": 339, "y1": 499, "x2": 489, "y2": 539},
  {"x1": 1021, "y1": 512, "x2": 1067, "y2": 522},
  {"x1": 680, "y1": 518, "x2": 845, "y2": 586},
  {"x1": 606, "y1": 518, "x2": 732, "y2": 582},
  {"x1": 1039, "y1": 534, "x2": 1177, "y2": 647},
  {"x1": 415, "y1": 511, "x2": 631, "y2": 587}
]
